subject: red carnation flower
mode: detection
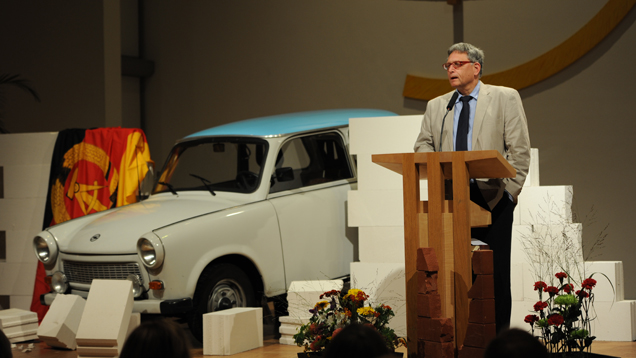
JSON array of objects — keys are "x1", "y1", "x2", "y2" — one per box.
[
  {"x1": 563, "y1": 283, "x2": 574, "y2": 294},
  {"x1": 534, "y1": 281, "x2": 548, "y2": 291},
  {"x1": 555, "y1": 272, "x2": 568, "y2": 280},
  {"x1": 533, "y1": 301, "x2": 548, "y2": 311},
  {"x1": 576, "y1": 290, "x2": 589, "y2": 298},
  {"x1": 545, "y1": 286, "x2": 559, "y2": 296},
  {"x1": 582, "y1": 278, "x2": 597, "y2": 290},
  {"x1": 524, "y1": 314, "x2": 539, "y2": 324},
  {"x1": 548, "y1": 314, "x2": 564, "y2": 326}
]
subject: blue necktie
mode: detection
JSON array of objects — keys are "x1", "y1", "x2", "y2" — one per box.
[{"x1": 456, "y1": 96, "x2": 473, "y2": 151}]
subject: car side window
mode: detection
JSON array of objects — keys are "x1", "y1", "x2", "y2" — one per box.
[{"x1": 270, "y1": 132, "x2": 353, "y2": 193}]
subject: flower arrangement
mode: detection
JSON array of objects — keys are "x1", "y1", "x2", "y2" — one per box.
[
  {"x1": 524, "y1": 271, "x2": 600, "y2": 354},
  {"x1": 293, "y1": 288, "x2": 405, "y2": 353}
]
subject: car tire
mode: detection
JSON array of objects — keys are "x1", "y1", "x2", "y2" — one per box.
[{"x1": 188, "y1": 263, "x2": 256, "y2": 342}]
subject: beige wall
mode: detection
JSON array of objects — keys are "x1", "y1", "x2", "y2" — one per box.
[{"x1": 0, "y1": 1, "x2": 634, "y2": 298}]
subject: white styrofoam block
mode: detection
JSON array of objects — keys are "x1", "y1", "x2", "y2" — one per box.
[
  {"x1": 8, "y1": 333, "x2": 38, "y2": 343},
  {"x1": 517, "y1": 185, "x2": 573, "y2": 225},
  {"x1": 76, "y1": 280, "x2": 133, "y2": 350},
  {"x1": 279, "y1": 335, "x2": 296, "y2": 345},
  {"x1": 350, "y1": 262, "x2": 406, "y2": 337},
  {"x1": 0, "y1": 308, "x2": 38, "y2": 328},
  {"x1": 512, "y1": 224, "x2": 584, "y2": 271},
  {"x1": 0, "y1": 262, "x2": 37, "y2": 295},
  {"x1": 202, "y1": 307, "x2": 263, "y2": 355},
  {"x1": 349, "y1": 115, "x2": 423, "y2": 155},
  {"x1": 279, "y1": 325, "x2": 300, "y2": 336},
  {"x1": 38, "y1": 294, "x2": 86, "y2": 350},
  {"x1": 8, "y1": 296, "x2": 32, "y2": 311},
  {"x1": 585, "y1": 261, "x2": 624, "y2": 302},
  {"x1": 348, "y1": 190, "x2": 405, "y2": 227},
  {"x1": 0, "y1": 197, "x2": 47, "y2": 231},
  {"x1": 511, "y1": 262, "x2": 524, "y2": 302},
  {"x1": 358, "y1": 226, "x2": 405, "y2": 263},
  {"x1": 287, "y1": 280, "x2": 343, "y2": 318},
  {"x1": 356, "y1": 154, "x2": 430, "y2": 198},
  {"x1": 0, "y1": 132, "x2": 58, "y2": 166},
  {"x1": 2, "y1": 164, "x2": 51, "y2": 199},
  {"x1": 278, "y1": 316, "x2": 310, "y2": 325},
  {"x1": 523, "y1": 148, "x2": 540, "y2": 187}
]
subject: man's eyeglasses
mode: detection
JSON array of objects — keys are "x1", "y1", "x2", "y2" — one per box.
[{"x1": 442, "y1": 61, "x2": 474, "y2": 71}]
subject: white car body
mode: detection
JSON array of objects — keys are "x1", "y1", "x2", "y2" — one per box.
[{"x1": 33, "y1": 109, "x2": 395, "y2": 338}]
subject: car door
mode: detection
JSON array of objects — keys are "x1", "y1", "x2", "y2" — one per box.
[{"x1": 267, "y1": 131, "x2": 357, "y2": 286}]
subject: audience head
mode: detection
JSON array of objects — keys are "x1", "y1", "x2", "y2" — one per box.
[
  {"x1": 323, "y1": 323, "x2": 390, "y2": 358},
  {"x1": 484, "y1": 328, "x2": 548, "y2": 358},
  {"x1": 0, "y1": 328, "x2": 12, "y2": 358},
  {"x1": 119, "y1": 318, "x2": 191, "y2": 358}
]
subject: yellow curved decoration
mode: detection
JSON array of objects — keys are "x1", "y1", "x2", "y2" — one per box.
[{"x1": 403, "y1": 0, "x2": 636, "y2": 101}]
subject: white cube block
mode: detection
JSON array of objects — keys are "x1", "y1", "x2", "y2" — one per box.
[
  {"x1": 350, "y1": 262, "x2": 406, "y2": 337},
  {"x1": 348, "y1": 190, "x2": 405, "y2": 227},
  {"x1": 2, "y1": 164, "x2": 52, "y2": 199},
  {"x1": 517, "y1": 186, "x2": 573, "y2": 225},
  {"x1": 523, "y1": 148, "x2": 540, "y2": 187},
  {"x1": 76, "y1": 280, "x2": 133, "y2": 352},
  {"x1": 203, "y1": 307, "x2": 263, "y2": 355},
  {"x1": 584, "y1": 261, "x2": 624, "y2": 302},
  {"x1": 358, "y1": 226, "x2": 405, "y2": 263},
  {"x1": 0, "y1": 132, "x2": 57, "y2": 166},
  {"x1": 287, "y1": 280, "x2": 343, "y2": 318},
  {"x1": 38, "y1": 294, "x2": 86, "y2": 350},
  {"x1": 0, "y1": 308, "x2": 38, "y2": 328},
  {"x1": 349, "y1": 115, "x2": 422, "y2": 155},
  {"x1": 279, "y1": 335, "x2": 296, "y2": 346}
]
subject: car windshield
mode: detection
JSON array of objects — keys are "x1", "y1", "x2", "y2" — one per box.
[{"x1": 153, "y1": 138, "x2": 268, "y2": 194}]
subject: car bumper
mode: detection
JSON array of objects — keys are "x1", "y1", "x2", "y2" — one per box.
[{"x1": 41, "y1": 293, "x2": 192, "y2": 315}]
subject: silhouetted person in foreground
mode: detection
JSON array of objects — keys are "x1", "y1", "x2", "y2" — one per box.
[
  {"x1": 484, "y1": 328, "x2": 548, "y2": 358},
  {"x1": 119, "y1": 319, "x2": 191, "y2": 358},
  {"x1": 324, "y1": 324, "x2": 390, "y2": 358}
]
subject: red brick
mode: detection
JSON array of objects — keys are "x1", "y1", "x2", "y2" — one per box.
[
  {"x1": 417, "y1": 247, "x2": 439, "y2": 272},
  {"x1": 472, "y1": 250, "x2": 494, "y2": 275},
  {"x1": 418, "y1": 271, "x2": 438, "y2": 294},
  {"x1": 417, "y1": 293, "x2": 442, "y2": 318},
  {"x1": 468, "y1": 299, "x2": 496, "y2": 324},
  {"x1": 458, "y1": 345, "x2": 485, "y2": 358},
  {"x1": 418, "y1": 317, "x2": 454, "y2": 342},
  {"x1": 424, "y1": 341, "x2": 454, "y2": 358},
  {"x1": 463, "y1": 323, "x2": 497, "y2": 348},
  {"x1": 467, "y1": 275, "x2": 495, "y2": 299}
]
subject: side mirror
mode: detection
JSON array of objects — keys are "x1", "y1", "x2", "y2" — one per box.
[
  {"x1": 138, "y1": 162, "x2": 156, "y2": 201},
  {"x1": 275, "y1": 167, "x2": 294, "y2": 182}
]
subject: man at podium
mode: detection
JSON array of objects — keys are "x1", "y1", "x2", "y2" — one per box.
[{"x1": 413, "y1": 42, "x2": 531, "y2": 333}]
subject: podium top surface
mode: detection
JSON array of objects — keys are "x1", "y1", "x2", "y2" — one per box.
[{"x1": 371, "y1": 150, "x2": 515, "y2": 179}]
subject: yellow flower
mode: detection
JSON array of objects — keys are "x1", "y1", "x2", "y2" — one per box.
[
  {"x1": 357, "y1": 306, "x2": 376, "y2": 316},
  {"x1": 314, "y1": 301, "x2": 329, "y2": 310}
]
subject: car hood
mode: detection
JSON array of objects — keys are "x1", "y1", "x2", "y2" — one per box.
[{"x1": 49, "y1": 194, "x2": 252, "y2": 255}]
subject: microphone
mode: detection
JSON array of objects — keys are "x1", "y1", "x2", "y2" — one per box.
[{"x1": 438, "y1": 92, "x2": 459, "y2": 152}]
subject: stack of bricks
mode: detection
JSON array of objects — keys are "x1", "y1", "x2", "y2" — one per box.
[
  {"x1": 459, "y1": 249, "x2": 497, "y2": 358},
  {"x1": 416, "y1": 247, "x2": 455, "y2": 358}
]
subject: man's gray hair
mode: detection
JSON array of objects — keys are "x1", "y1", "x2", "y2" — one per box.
[{"x1": 448, "y1": 42, "x2": 484, "y2": 77}]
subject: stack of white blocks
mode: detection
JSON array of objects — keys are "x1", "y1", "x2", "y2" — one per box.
[
  {"x1": 37, "y1": 294, "x2": 86, "y2": 349},
  {"x1": 75, "y1": 280, "x2": 135, "y2": 357},
  {"x1": 0, "y1": 133, "x2": 57, "y2": 310},
  {"x1": 347, "y1": 114, "x2": 636, "y2": 340},
  {"x1": 279, "y1": 280, "x2": 344, "y2": 345},
  {"x1": 0, "y1": 308, "x2": 39, "y2": 343},
  {"x1": 203, "y1": 307, "x2": 263, "y2": 355}
]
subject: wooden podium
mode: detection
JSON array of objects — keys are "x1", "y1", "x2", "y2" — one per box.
[{"x1": 372, "y1": 150, "x2": 515, "y2": 357}]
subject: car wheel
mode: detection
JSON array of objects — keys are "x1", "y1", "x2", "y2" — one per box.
[{"x1": 188, "y1": 263, "x2": 256, "y2": 342}]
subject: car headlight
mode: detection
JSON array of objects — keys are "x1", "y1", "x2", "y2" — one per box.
[
  {"x1": 33, "y1": 232, "x2": 58, "y2": 264},
  {"x1": 50, "y1": 271, "x2": 69, "y2": 293},
  {"x1": 137, "y1": 235, "x2": 164, "y2": 269}
]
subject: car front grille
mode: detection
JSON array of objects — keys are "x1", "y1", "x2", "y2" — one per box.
[{"x1": 63, "y1": 260, "x2": 144, "y2": 285}]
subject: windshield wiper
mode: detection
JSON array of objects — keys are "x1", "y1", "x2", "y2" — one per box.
[
  {"x1": 158, "y1": 181, "x2": 178, "y2": 196},
  {"x1": 189, "y1": 174, "x2": 217, "y2": 196}
]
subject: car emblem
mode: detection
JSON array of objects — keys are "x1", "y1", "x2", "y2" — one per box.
[{"x1": 90, "y1": 234, "x2": 101, "y2": 242}]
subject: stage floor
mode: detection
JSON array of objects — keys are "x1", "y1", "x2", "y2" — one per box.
[{"x1": 10, "y1": 339, "x2": 636, "y2": 358}]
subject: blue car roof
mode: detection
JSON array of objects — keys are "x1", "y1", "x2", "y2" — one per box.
[{"x1": 184, "y1": 109, "x2": 396, "y2": 139}]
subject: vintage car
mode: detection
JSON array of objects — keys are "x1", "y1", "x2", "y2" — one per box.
[{"x1": 33, "y1": 108, "x2": 395, "y2": 340}]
